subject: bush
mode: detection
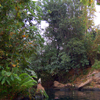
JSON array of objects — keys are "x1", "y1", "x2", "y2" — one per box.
[{"x1": 92, "y1": 60, "x2": 100, "y2": 69}]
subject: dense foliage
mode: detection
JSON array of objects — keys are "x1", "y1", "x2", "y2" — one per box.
[
  {"x1": 0, "y1": 0, "x2": 100, "y2": 99},
  {"x1": 0, "y1": 0, "x2": 44, "y2": 99},
  {"x1": 30, "y1": 0, "x2": 100, "y2": 82}
]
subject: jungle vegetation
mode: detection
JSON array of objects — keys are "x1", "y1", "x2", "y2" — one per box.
[{"x1": 0, "y1": 0, "x2": 100, "y2": 99}]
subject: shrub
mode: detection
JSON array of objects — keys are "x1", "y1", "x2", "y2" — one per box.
[
  {"x1": 0, "y1": 67, "x2": 37, "y2": 99},
  {"x1": 92, "y1": 60, "x2": 100, "y2": 70}
]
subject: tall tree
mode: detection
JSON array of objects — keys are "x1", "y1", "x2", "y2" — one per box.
[
  {"x1": 28, "y1": 0, "x2": 91, "y2": 80},
  {"x1": 41, "y1": 0, "x2": 90, "y2": 70}
]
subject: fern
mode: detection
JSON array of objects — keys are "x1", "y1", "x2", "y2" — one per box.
[{"x1": 0, "y1": 68, "x2": 37, "y2": 99}]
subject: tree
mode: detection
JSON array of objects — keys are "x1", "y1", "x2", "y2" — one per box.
[
  {"x1": 0, "y1": 0, "x2": 44, "y2": 69},
  {"x1": 0, "y1": 0, "x2": 44, "y2": 99},
  {"x1": 41, "y1": 0, "x2": 90, "y2": 72}
]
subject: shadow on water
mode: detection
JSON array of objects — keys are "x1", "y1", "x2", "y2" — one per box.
[
  {"x1": 46, "y1": 88, "x2": 100, "y2": 100},
  {"x1": 15, "y1": 89, "x2": 100, "y2": 100}
]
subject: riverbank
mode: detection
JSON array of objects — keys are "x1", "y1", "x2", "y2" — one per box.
[
  {"x1": 42, "y1": 67, "x2": 100, "y2": 91},
  {"x1": 73, "y1": 68, "x2": 100, "y2": 90}
]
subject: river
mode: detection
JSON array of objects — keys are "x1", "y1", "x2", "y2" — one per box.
[{"x1": 46, "y1": 89, "x2": 100, "y2": 100}]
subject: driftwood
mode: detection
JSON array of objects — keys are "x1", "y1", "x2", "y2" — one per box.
[{"x1": 78, "y1": 78, "x2": 92, "y2": 90}]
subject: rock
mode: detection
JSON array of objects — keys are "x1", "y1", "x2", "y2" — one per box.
[
  {"x1": 36, "y1": 83, "x2": 45, "y2": 93},
  {"x1": 93, "y1": 72, "x2": 100, "y2": 84},
  {"x1": 35, "y1": 84, "x2": 46, "y2": 99},
  {"x1": 36, "y1": 78, "x2": 45, "y2": 94},
  {"x1": 53, "y1": 81, "x2": 74, "y2": 89},
  {"x1": 54, "y1": 81, "x2": 65, "y2": 88},
  {"x1": 66, "y1": 83, "x2": 73, "y2": 87}
]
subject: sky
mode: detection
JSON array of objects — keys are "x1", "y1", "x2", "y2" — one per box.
[{"x1": 94, "y1": 1, "x2": 100, "y2": 26}]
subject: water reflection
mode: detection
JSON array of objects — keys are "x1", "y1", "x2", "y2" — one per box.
[{"x1": 46, "y1": 89, "x2": 100, "y2": 100}]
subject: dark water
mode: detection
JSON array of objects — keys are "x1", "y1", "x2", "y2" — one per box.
[{"x1": 46, "y1": 89, "x2": 100, "y2": 100}]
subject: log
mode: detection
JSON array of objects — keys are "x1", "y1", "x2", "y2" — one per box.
[{"x1": 78, "y1": 78, "x2": 92, "y2": 90}]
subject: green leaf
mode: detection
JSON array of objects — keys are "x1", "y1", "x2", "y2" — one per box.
[
  {"x1": 0, "y1": 76, "x2": 3, "y2": 81},
  {"x1": 6, "y1": 67, "x2": 10, "y2": 70},
  {"x1": 1, "y1": 78, "x2": 5, "y2": 85},
  {"x1": 0, "y1": 65, "x2": 3, "y2": 69},
  {"x1": 20, "y1": 77, "x2": 30, "y2": 84},
  {"x1": 14, "y1": 74, "x2": 21, "y2": 81},
  {"x1": 19, "y1": 73, "x2": 29, "y2": 78},
  {"x1": 21, "y1": 80, "x2": 35, "y2": 87},
  {"x1": 42, "y1": 90, "x2": 49, "y2": 98},
  {"x1": 10, "y1": 75, "x2": 14, "y2": 81},
  {"x1": 31, "y1": 78, "x2": 37, "y2": 84},
  {"x1": 6, "y1": 80, "x2": 11, "y2": 85},
  {"x1": 6, "y1": 72, "x2": 11, "y2": 76},
  {"x1": 1, "y1": 70, "x2": 6, "y2": 76},
  {"x1": 26, "y1": 68, "x2": 37, "y2": 78}
]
